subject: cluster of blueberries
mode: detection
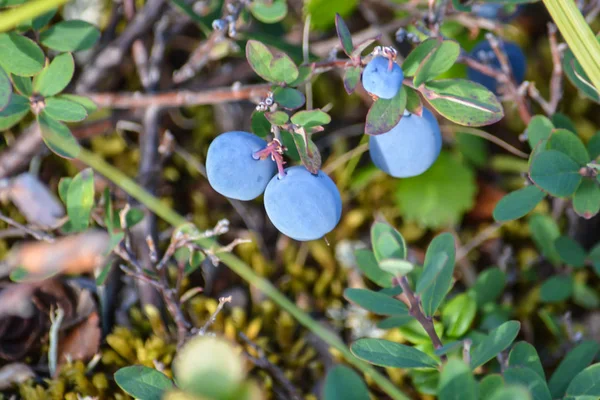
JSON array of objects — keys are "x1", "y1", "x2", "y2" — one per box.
[{"x1": 206, "y1": 37, "x2": 526, "y2": 242}]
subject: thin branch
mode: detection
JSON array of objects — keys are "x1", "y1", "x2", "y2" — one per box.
[
  {"x1": 441, "y1": 125, "x2": 529, "y2": 159},
  {"x1": 456, "y1": 221, "x2": 505, "y2": 261},
  {"x1": 393, "y1": 276, "x2": 447, "y2": 362},
  {"x1": 86, "y1": 83, "x2": 271, "y2": 109},
  {"x1": 196, "y1": 296, "x2": 231, "y2": 336},
  {"x1": 48, "y1": 307, "x2": 65, "y2": 377},
  {"x1": 239, "y1": 332, "x2": 303, "y2": 400},
  {"x1": 0, "y1": 211, "x2": 54, "y2": 242}
]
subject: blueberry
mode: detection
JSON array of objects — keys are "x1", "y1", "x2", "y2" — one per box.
[
  {"x1": 206, "y1": 131, "x2": 276, "y2": 201},
  {"x1": 467, "y1": 40, "x2": 526, "y2": 95},
  {"x1": 264, "y1": 166, "x2": 342, "y2": 241},
  {"x1": 361, "y1": 56, "x2": 404, "y2": 99},
  {"x1": 369, "y1": 108, "x2": 442, "y2": 178}
]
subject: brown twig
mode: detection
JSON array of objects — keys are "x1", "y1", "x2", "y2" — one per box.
[
  {"x1": 76, "y1": 0, "x2": 167, "y2": 92},
  {"x1": 239, "y1": 332, "x2": 303, "y2": 400},
  {"x1": 196, "y1": 296, "x2": 231, "y2": 335},
  {"x1": 440, "y1": 124, "x2": 529, "y2": 159},
  {"x1": 528, "y1": 23, "x2": 564, "y2": 116},
  {"x1": 0, "y1": 211, "x2": 54, "y2": 242},
  {"x1": 393, "y1": 276, "x2": 447, "y2": 362}
]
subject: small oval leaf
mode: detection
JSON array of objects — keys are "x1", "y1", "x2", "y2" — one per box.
[
  {"x1": 493, "y1": 185, "x2": 545, "y2": 222},
  {"x1": 470, "y1": 320, "x2": 521, "y2": 369},
  {"x1": 33, "y1": 53, "x2": 75, "y2": 97},
  {"x1": 529, "y1": 150, "x2": 582, "y2": 197},
  {"x1": 0, "y1": 32, "x2": 45, "y2": 76},
  {"x1": 343, "y1": 288, "x2": 408, "y2": 316},
  {"x1": 37, "y1": 113, "x2": 81, "y2": 159},
  {"x1": 365, "y1": 85, "x2": 407, "y2": 136},
  {"x1": 114, "y1": 365, "x2": 174, "y2": 400},
  {"x1": 39, "y1": 20, "x2": 100, "y2": 52},
  {"x1": 351, "y1": 338, "x2": 440, "y2": 369},
  {"x1": 323, "y1": 365, "x2": 369, "y2": 400}
]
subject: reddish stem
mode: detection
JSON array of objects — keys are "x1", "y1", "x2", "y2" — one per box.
[{"x1": 253, "y1": 140, "x2": 287, "y2": 179}]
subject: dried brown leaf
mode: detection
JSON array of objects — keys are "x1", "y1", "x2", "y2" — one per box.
[{"x1": 9, "y1": 173, "x2": 65, "y2": 229}]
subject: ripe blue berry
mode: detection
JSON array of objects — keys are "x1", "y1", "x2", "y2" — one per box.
[
  {"x1": 467, "y1": 40, "x2": 526, "y2": 95},
  {"x1": 361, "y1": 56, "x2": 404, "y2": 99},
  {"x1": 264, "y1": 166, "x2": 342, "y2": 241},
  {"x1": 369, "y1": 108, "x2": 442, "y2": 178},
  {"x1": 206, "y1": 131, "x2": 276, "y2": 201}
]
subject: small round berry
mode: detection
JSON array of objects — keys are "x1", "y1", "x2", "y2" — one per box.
[
  {"x1": 264, "y1": 166, "x2": 342, "y2": 241},
  {"x1": 369, "y1": 108, "x2": 442, "y2": 178},
  {"x1": 206, "y1": 131, "x2": 277, "y2": 201},
  {"x1": 361, "y1": 56, "x2": 404, "y2": 99}
]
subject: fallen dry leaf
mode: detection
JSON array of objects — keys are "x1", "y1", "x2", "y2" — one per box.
[
  {"x1": 57, "y1": 312, "x2": 101, "y2": 374},
  {"x1": 9, "y1": 173, "x2": 65, "y2": 229},
  {"x1": 0, "y1": 362, "x2": 35, "y2": 390},
  {"x1": 467, "y1": 179, "x2": 506, "y2": 221},
  {"x1": 2, "y1": 230, "x2": 110, "y2": 280}
]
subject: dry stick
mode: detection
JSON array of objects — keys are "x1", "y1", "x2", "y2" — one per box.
[
  {"x1": 239, "y1": 332, "x2": 303, "y2": 400},
  {"x1": 528, "y1": 23, "x2": 564, "y2": 116},
  {"x1": 393, "y1": 276, "x2": 447, "y2": 362},
  {"x1": 48, "y1": 307, "x2": 65, "y2": 377},
  {"x1": 440, "y1": 124, "x2": 529, "y2": 159},
  {"x1": 75, "y1": 0, "x2": 167, "y2": 92},
  {"x1": 196, "y1": 296, "x2": 231, "y2": 335},
  {"x1": 0, "y1": 211, "x2": 54, "y2": 242}
]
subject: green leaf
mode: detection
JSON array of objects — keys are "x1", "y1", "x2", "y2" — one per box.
[
  {"x1": 351, "y1": 338, "x2": 440, "y2": 369},
  {"x1": 365, "y1": 86, "x2": 407, "y2": 136},
  {"x1": 565, "y1": 364, "x2": 600, "y2": 397},
  {"x1": 291, "y1": 133, "x2": 321, "y2": 174},
  {"x1": 379, "y1": 259, "x2": 413, "y2": 277},
  {"x1": 272, "y1": 87, "x2": 305, "y2": 110},
  {"x1": 590, "y1": 243, "x2": 600, "y2": 277},
  {"x1": 479, "y1": 374, "x2": 504, "y2": 400},
  {"x1": 270, "y1": 53, "x2": 299, "y2": 85},
  {"x1": 493, "y1": 185, "x2": 546, "y2": 222},
  {"x1": 417, "y1": 232, "x2": 456, "y2": 317},
  {"x1": 456, "y1": 132, "x2": 488, "y2": 167},
  {"x1": 405, "y1": 87, "x2": 423, "y2": 116},
  {"x1": 249, "y1": 0, "x2": 287, "y2": 23},
  {"x1": 323, "y1": 365, "x2": 369, "y2": 400},
  {"x1": 371, "y1": 221, "x2": 407, "y2": 262},
  {"x1": 554, "y1": 236, "x2": 586, "y2": 267},
  {"x1": 529, "y1": 150, "x2": 582, "y2": 197},
  {"x1": 246, "y1": 40, "x2": 274, "y2": 82},
  {"x1": 288, "y1": 65, "x2": 313, "y2": 86},
  {"x1": 562, "y1": 39, "x2": 600, "y2": 102},
  {"x1": 354, "y1": 249, "x2": 394, "y2": 288},
  {"x1": 587, "y1": 132, "x2": 600, "y2": 160},
  {"x1": 290, "y1": 109, "x2": 331, "y2": 129},
  {"x1": 397, "y1": 318, "x2": 445, "y2": 345},
  {"x1": 343, "y1": 288, "x2": 408, "y2": 316},
  {"x1": 343, "y1": 65, "x2": 361, "y2": 94},
  {"x1": 33, "y1": 53, "x2": 74, "y2": 97},
  {"x1": 508, "y1": 342, "x2": 545, "y2": 380},
  {"x1": 280, "y1": 130, "x2": 299, "y2": 160},
  {"x1": 264, "y1": 110, "x2": 289, "y2": 126},
  {"x1": 44, "y1": 98, "x2": 87, "y2": 122},
  {"x1": 470, "y1": 267, "x2": 506, "y2": 307},
  {"x1": 251, "y1": 111, "x2": 270, "y2": 138},
  {"x1": 547, "y1": 129, "x2": 590, "y2": 165},
  {"x1": 441, "y1": 293, "x2": 476, "y2": 338},
  {"x1": 39, "y1": 20, "x2": 100, "y2": 52},
  {"x1": 489, "y1": 386, "x2": 532, "y2": 400},
  {"x1": 11, "y1": 74, "x2": 32, "y2": 96},
  {"x1": 548, "y1": 341, "x2": 600, "y2": 398},
  {"x1": 503, "y1": 367, "x2": 551, "y2": 400},
  {"x1": 66, "y1": 168, "x2": 95, "y2": 232},
  {"x1": 0, "y1": 33, "x2": 45, "y2": 76},
  {"x1": 528, "y1": 214, "x2": 561, "y2": 265},
  {"x1": 423, "y1": 79, "x2": 504, "y2": 127},
  {"x1": 402, "y1": 39, "x2": 440, "y2": 77},
  {"x1": 304, "y1": 0, "x2": 358, "y2": 30},
  {"x1": 414, "y1": 40, "x2": 460, "y2": 87},
  {"x1": 335, "y1": 13, "x2": 353, "y2": 57},
  {"x1": 470, "y1": 320, "x2": 521, "y2": 369},
  {"x1": 37, "y1": 113, "x2": 81, "y2": 159},
  {"x1": 0, "y1": 93, "x2": 29, "y2": 130},
  {"x1": 114, "y1": 366, "x2": 174, "y2": 400},
  {"x1": 552, "y1": 112, "x2": 577, "y2": 133},
  {"x1": 439, "y1": 358, "x2": 476, "y2": 400},
  {"x1": 573, "y1": 281, "x2": 600, "y2": 309},
  {"x1": 572, "y1": 179, "x2": 600, "y2": 218},
  {"x1": 376, "y1": 315, "x2": 413, "y2": 329},
  {"x1": 526, "y1": 115, "x2": 554, "y2": 150},
  {"x1": 58, "y1": 177, "x2": 72, "y2": 204},
  {"x1": 32, "y1": 8, "x2": 57, "y2": 31},
  {"x1": 0, "y1": 65, "x2": 11, "y2": 111},
  {"x1": 396, "y1": 152, "x2": 477, "y2": 228}
]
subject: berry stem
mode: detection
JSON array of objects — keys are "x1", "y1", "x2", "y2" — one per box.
[{"x1": 253, "y1": 140, "x2": 287, "y2": 179}]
